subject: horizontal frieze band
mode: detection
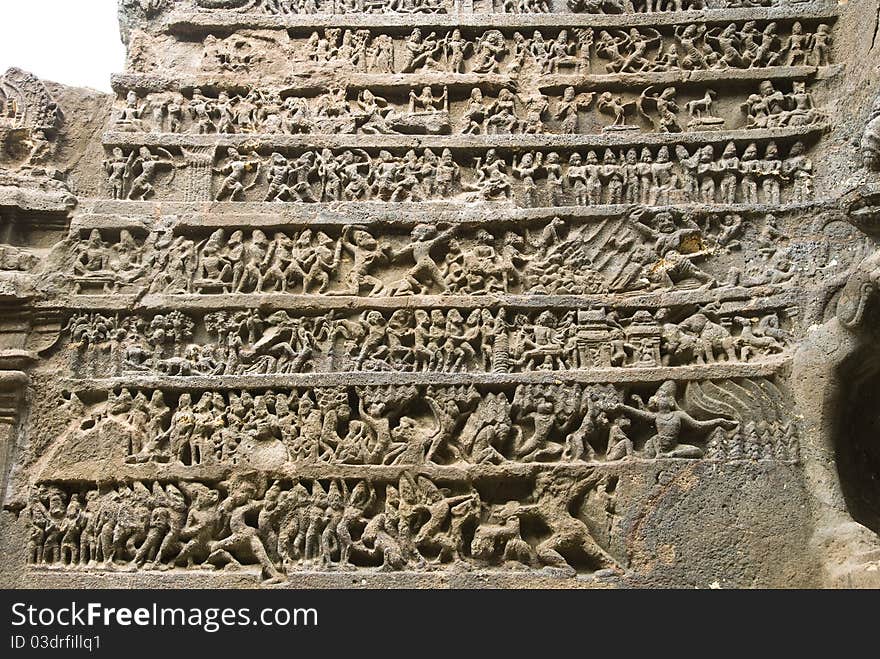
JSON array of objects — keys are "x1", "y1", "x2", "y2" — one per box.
[
  {"x1": 42, "y1": 288, "x2": 800, "y2": 314},
  {"x1": 110, "y1": 65, "x2": 823, "y2": 95},
  {"x1": 19, "y1": 569, "x2": 620, "y2": 587},
  {"x1": 62, "y1": 358, "x2": 788, "y2": 392},
  {"x1": 162, "y1": 6, "x2": 839, "y2": 34},
  {"x1": 102, "y1": 124, "x2": 825, "y2": 151},
  {"x1": 33, "y1": 457, "x2": 795, "y2": 488},
  {"x1": 74, "y1": 199, "x2": 826, "y2": 229}
]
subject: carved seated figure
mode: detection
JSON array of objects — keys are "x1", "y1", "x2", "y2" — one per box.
[
  {"x1": 114, "y1": 90, "x2": 147, "y2": 132},
  {"x1": 516, "y1": 311, "x2": 566, "y2": 371},
  {"x1": 460, "y1": 240, "x2": 507, "y2": 294},
  {"x1": 469, "y1": 150, "x2": 513, "y2": 201},
  {"x1": 70, "y1": 229, "x2": 127, "y2": 293},
  {"x1": 408, "y1": 86, "x2": 447, "y2": 114}
]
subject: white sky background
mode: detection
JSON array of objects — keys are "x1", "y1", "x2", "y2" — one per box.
[{"x1": 0, "y1": 0, "x2": 125, "y2": 92}]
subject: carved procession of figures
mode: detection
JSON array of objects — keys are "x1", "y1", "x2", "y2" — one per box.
[
  {"x1": 53, "y1": 376, "x2": 795, "y2": 469},
  {"x1": 102, "y1": 140, "x2": 816, "y2": 205},
  {"x1": 113, "y1": 78, "x2": 825, "y2": 136},
  {"x1": 65, "y1": 303, "x2": 792, "y2": 378},
  {"x1": 55, "y1": 211, "x2": 799, "y2": 297},
  {"x1": 25, "y1": 470, "x2": 625, "y2": 579}
]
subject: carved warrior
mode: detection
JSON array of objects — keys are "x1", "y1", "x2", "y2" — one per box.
[
  {"x1": 44, "y1": 378, "x2": 788, "y2": 469},
  {"x1": 0, "y1": 67, "x2": 74, "y2": 216},
  {"x1": 100, "y1": 141, "x2": 816, "y2": 206},
  {"x1": 7, "y1": 0, "x2": 880, "y2": 589}
]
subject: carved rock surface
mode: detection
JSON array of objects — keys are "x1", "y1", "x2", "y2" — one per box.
[{"x1": 2, "y1": 0, "x2": 880, "y2": 588}]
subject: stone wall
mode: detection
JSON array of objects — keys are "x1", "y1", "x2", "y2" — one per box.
[{"x1": 1, "y1": 0, "x2": 879, "y2": 588}]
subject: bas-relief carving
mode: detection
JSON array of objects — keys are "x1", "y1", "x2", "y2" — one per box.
[
  {"x1": 99, "y1": 141, "x2": 817, "y2": 205},
  {"x1": 62, "y1": 305, "x2": 792, "y2": 377},
  {"x1": 3, "y1": 0, "x2": 880, "y2": 587},
  {"x1": 25, "y1": 373, "x2": 794, "y2": 577},
  {"x1": 180, "y1": 0, "x2": 815, "y2": 15},
  {"x1": 25, "y1": 475, "x2": 620, "y2": 578},
  {"x1": 113, "y1": 79, "x2": 825, "y2": 136},
  {"x1": 0, "y1": 68, "x2": 75, "y2": 212},
  {"x1": 47, "y1": 209, "x2": 805, "y2": 297},
  {"x1": 125, "y1": 20, "x2": 834, "y2": 79}
]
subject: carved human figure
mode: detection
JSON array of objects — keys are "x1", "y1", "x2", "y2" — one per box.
[
  {"x1": 554, "y1": 86, "x2": 592, "y2": 134},
  {"x1": 616, "y1": 380, "x2": 737, "y2": 458},
  {"x1": 207, "y1": 481, "x2": 285, "y2": 583},
  {"x1": 103, "y1": 147, "x2": 131, "y2": 200},
  {"x1": 214, "y1": 148, "x2": 260, "y2": 201},
  {"x1": 486, "y1": 88, "x2": 524, "y2": 135},
  {"x1": 127, "y1": 146, "x2": 177, "y2": 201},
  {"x1": 471, "y1": 30, "x2": 507, "y2": 74},
  {"x1": 605, "y1": 417, "x2": 634, "y2": 461},
  {"x1": 739, "y1": 142, "x2": 760, "y2": 204},
  {"x1": 174, "y1": 485, "x2": 221, "y2": 569},
  {"x1": 265, "y1": 152, "x2": 293, "y2": 201},
  {"x1": 513, "y1": 151, "x2": 544, "y2": 208},
  {"x1": 809, "y1": 24, "x2": 832, "y2": 66}
]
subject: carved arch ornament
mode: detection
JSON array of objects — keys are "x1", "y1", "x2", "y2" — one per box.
[{"x1": 0, "y1": 68, "x2": 59, "y2": 134}]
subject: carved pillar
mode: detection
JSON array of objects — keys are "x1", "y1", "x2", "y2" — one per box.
[
  {"x1": 0, "y1": 370, "x2": 27, "y2": 510},
  {"x1": 181, "y1": 146, "x2": 215, "y2": 202}
]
